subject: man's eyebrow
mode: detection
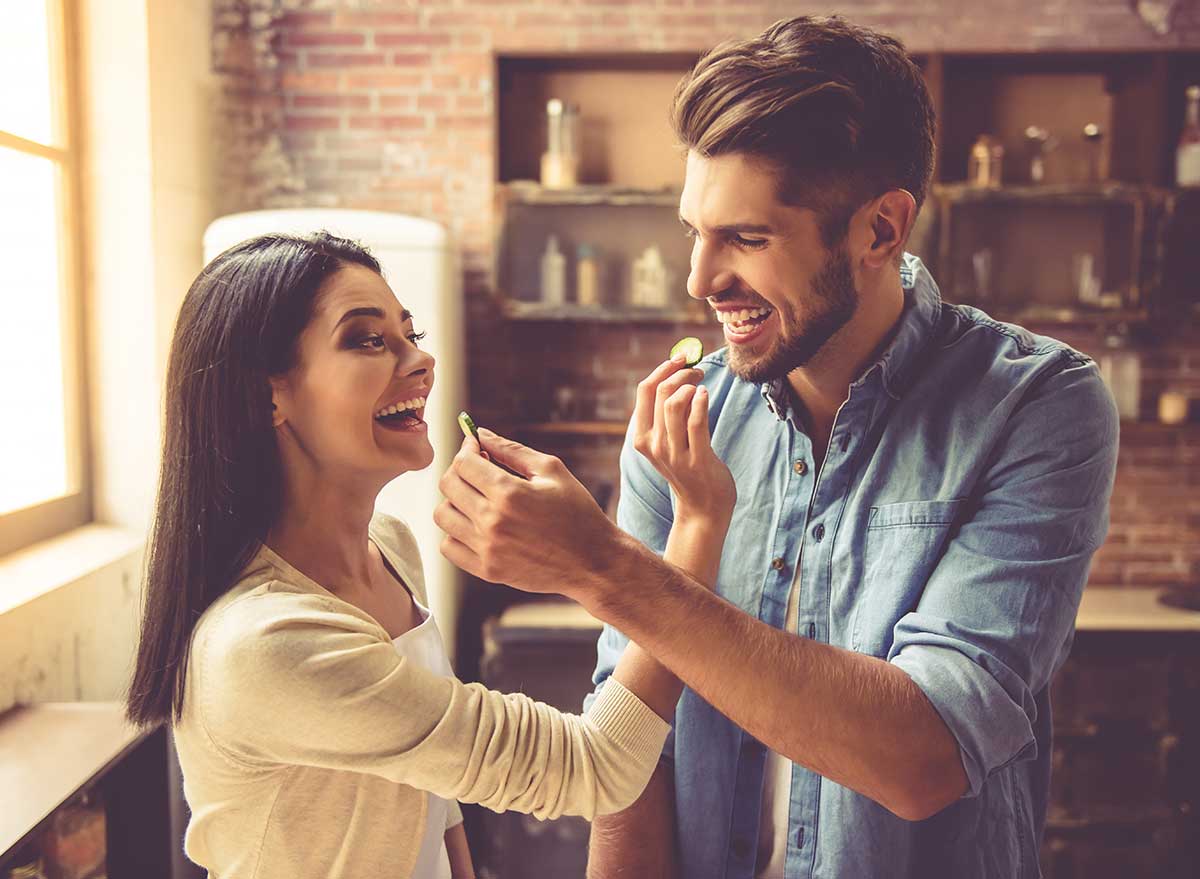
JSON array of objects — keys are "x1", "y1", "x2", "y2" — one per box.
[{"x1": 678, "y1": 215, "x2": 775, "y2": 235}]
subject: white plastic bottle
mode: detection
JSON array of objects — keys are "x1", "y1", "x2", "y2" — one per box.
[
  {"x1": 631, "y1": 245, "x2": 670, "y2": 308},
  {"x1": 540, "y1": 235, "x2": 566, "y2": 306}
]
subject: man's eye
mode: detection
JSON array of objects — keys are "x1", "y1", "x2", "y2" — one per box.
[
  {"x1": 683, "y1": 227, "x2": 698, "y2": 240},
  {"x1": 733, "y1": 236, "x2": 767, "y2": 250}
]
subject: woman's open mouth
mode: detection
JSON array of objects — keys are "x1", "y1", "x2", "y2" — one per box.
[{"x1": 373, "y1": 396, "x2": 428, "y2": 433}]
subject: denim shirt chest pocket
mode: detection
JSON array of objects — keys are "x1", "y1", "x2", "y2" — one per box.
[{"x1": 851, "y1": 498, "x2": 966, "y2": 657}]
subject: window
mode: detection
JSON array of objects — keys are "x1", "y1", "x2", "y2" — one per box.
[{"x1": 0, "y1": 0, "x2": 89, "y2": 556}]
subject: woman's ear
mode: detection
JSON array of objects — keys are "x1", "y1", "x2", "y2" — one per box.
[{"x1": 268, "y1": 377, "x2": 288, "y2": 428}]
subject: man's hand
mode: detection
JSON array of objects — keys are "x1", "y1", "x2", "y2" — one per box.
[
  {"x1": 631, "y1": 356, "x2": 735, "y2": 529},
  {"x1": 435, "y1": 429, "x2": 629, "y2": 595}
]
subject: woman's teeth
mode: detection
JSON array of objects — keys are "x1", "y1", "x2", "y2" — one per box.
[
  {"x1": 717, "y1": 306, "x2": 773, "y2": 331},
  {"x1": 374, "y1": 396, "x2": 426, "y2": 420}
]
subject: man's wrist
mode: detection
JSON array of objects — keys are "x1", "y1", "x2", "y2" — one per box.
[
  {"x1": 672, "y1": 506, "x2": 733, "y2": 536},
  {"x1": 577, "y1": 528, "x2": 655, "y2": 622}
]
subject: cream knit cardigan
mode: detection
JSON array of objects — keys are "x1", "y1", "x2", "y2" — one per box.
[{"x1": 172, "y1": 513, "x2": 669, "y2": 878}]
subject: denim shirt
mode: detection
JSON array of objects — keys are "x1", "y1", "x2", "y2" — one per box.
[{"x1": 586, "y1": 254, "x2": 1119, "y2": 879}]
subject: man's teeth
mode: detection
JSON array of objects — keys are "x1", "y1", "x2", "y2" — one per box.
[
  {"x1": 716, "y1": 306, "x2": 773, "y2": 326},
  {"x1": 374, "y1": 396, "x2": 426, "y2": 419}
]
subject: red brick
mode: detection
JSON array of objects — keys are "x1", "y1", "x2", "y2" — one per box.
[
  {"x1": 284, "y1": 31, "x2": 366, "y2": 48},
  {"x1": 388, "y1": 52, "x2": 436, "y2": 67},
  {"x1": 284, "y1": 115, "x2": 341, "y2": 131},
  {"x1": 349, "y1": 115, "x2": 428, "y2": 131},
  {"x1": 345, "y1": 72, "x2": 424, "y2": 89},
  {"x1": 292, "y1": 93, "x2": 371, "y2": 110},
  {"x1": 281, "y1": 71, "x2": 341, "y2": 91},
  {"x1": 307, "y1": 52, "x2": 388, "y2": 68},
  {"x1": 333, "y1": 11, "x2": 420, "y2": 29},
  {"x1": 379, "y1": 94, "x2": 416, "y2": 110},
  {"x1": 280, "y1": 12, "x2": 334, "y2": 30},
  {"x1": 374, "y1": 32, "x2": 453, "y2": 48}
]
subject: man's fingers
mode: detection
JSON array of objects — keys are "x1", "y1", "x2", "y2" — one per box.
[
  {"x1": 653, "y1": 368, "x2": 703, "y2": 444},
  {"x1": 433, "y1": 499, "x2": 480, "y2": 551},
  {"x1": 439, "y1": 466, "x2": 490, "y2": 522},
  {"x1": 634, "y1": 358, "x2": 695, "y2": 439},
  {"x1": 477, "y1": 428, "x2": 551, "y2": 478},
  {"x1": 664, "y1": 383, "x2": 697, "y2": 455},
  {"x1": 439, "y1": 532, "x2": 484, "y2": 579},
  {"x1": 687, "y1": 384, "x2": 711, "y2": 454}
]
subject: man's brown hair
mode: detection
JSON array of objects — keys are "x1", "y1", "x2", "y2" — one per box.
[{"x1": 672, "y1": 15, "x2": 936, "y2": 247}]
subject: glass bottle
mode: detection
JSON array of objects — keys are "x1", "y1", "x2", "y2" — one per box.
[{"x1": 1177, "y1": 85, "x2": 1200, "y2": 188}]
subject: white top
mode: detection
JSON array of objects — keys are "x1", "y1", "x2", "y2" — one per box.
[
  {"x1": 755, "y1": 558, "x2": 802, "y2": 879},
  {"x1": 392, "y1": 596, "x2": 458, "y2": 879}
]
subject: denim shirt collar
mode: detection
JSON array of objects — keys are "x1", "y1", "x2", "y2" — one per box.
[{"x1": 760, "y1": 253, "x2": 942, "y2": 422}]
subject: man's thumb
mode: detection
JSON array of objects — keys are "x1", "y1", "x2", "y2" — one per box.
[{"x1": 478, "y1": 428, "x2": 548, "y2": 477}]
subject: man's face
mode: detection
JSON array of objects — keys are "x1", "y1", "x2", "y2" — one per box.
[{"x1": 679, "y1": 151, "x2": 859, "y2": 384}]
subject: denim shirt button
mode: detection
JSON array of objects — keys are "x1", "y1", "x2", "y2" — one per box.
[
  {"x1": 771, "y1": 557, "x2": 786, "y2": 571},
  {"x1": 793, "y1": 459, "x2": 808, "y2": 475},
  {"x1": 812, "y1": 523, "x2": 825, "y2": 541}
]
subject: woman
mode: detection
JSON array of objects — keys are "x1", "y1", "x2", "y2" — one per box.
[{"x1": 125, "y1": 231, "x2": 735, "y2": 879}]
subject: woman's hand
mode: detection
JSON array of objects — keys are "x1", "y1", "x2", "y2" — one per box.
[{"x1": 632, "y1": 356, "x2": 736, "y2": 530}]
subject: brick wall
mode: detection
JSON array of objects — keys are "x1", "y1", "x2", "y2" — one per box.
[{"x1": 211, "y1": 0, "x2": 1200, "y2": 591}]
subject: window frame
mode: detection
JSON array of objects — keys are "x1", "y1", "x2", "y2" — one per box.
[{"x1": 0, "y1": 0, "x2": 91, "y2": 558}]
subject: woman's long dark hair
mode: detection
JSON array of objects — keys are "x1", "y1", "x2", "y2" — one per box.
[{"x1": 126, "y1": 231, "x2": 381, "y2": 727}]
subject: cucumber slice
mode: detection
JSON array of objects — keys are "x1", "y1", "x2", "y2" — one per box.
[
  {"x1": 458, "y1": 410, "x2": 479, "y2": 441},
  {"x1": 670, "y1": 336, "x2": 704, "y2": 366}
]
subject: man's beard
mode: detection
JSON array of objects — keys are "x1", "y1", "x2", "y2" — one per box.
[{"x1": 727, "y1": 246, "x2": 859, "y2": 385}]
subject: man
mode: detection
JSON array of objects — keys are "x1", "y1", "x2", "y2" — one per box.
[{"x1": 436, "y1": 15, "x2": 1118, "y2": 879}]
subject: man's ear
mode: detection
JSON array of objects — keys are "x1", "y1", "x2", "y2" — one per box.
[
  {"x1": 268, "y1": 377, "x2": 288, "y2": 428},
  {"x1": 864, "y1": 189, "x2": 917, "y2": 269}
]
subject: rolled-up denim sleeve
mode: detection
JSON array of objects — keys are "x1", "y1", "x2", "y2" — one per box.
[
  {"x1": 584, "y1": 430, "x2": 677, "y2": 762},
  {"x1": 890, "y1": 354, "x2": 1118, "y2": 797}
]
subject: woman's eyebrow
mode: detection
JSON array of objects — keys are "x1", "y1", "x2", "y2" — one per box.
[
  {"x1": 335, "y1": 306, "x2": 386, "y2": 327},
  {"x1": 332, "y1": 306, "x2": 414, "y2": 332}
]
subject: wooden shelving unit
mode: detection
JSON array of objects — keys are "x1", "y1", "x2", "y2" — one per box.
[
  {"x1": 500, "y1": 298, "x2": 707, "y2": 324},
  {"x1": 509, "y1": 421, "x2": 627, "y2": 437}
]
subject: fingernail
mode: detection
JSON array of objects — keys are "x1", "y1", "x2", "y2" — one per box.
[
  {"x1": 698, "y1": 385, "x2": 708, "y2": 395},
  {"x1": 670, "y1": 353, "x2": 686, "y2": 363}
]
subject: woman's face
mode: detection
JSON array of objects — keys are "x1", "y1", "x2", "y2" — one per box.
[{"x1": 270, "y1": 263, "x2": 436, "y2": 486}]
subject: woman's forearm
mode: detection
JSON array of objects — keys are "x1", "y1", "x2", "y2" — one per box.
[{"x1": 609, "y1": 512, "x2": 729, "y2": 720}]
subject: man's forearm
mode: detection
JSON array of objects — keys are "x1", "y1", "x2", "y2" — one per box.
[
  {"x1": 609, "y1": 514, "x2": 729, "y2": 720},
  {"x1": 585, "y1": 536, "x2": 968, "y2": 821},
  {"x1": 588, "y1": 761, "x2": 678, "y2": 879}
]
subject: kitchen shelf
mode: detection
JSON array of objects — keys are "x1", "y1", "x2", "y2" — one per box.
[
  {"x1": 933, "y1": 182, "x2": 1173, "y2": 206},
  {"x1": 501, "y1": 298, "x2": 707, "y2": 324},
  {"x1": 510, "y1": 421, "x2": 628, "y2": 437},
  {"x1": 500, "y1": 182, "x2": 681, "y2": 208}
]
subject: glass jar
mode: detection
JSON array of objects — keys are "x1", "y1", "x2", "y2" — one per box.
[{"x1": 967, "y1": 135, "x2": 1004, "y2": 188}]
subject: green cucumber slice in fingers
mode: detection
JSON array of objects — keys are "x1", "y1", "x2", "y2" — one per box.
[
  {"x1": 670, "y1": 336, "x2": 704, "y2": 366},
  {"x1": 458, "y1": 410, "x2": 479, "y2": 441},
  {"x1": 456, "y1": 410, "x2": 527, "y2": 480}
]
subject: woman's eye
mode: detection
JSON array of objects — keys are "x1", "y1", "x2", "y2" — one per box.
[
  {"x1": 408, "y1": 331, "x2": 427, "y2": 346},
  {"x1": 359, "y1": 334, "x2": 386, "y2": 350}
]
